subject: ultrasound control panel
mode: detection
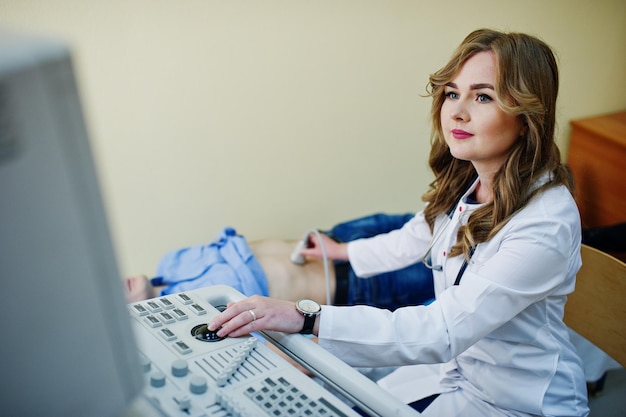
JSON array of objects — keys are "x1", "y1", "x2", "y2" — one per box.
[{"x1": 128, "y1": 285, "x2": 419, "y2": 417}]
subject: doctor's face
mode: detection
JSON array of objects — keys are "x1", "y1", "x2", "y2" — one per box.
[{"x1": 440, "y1": 51, "x2": 524, "y2": 175}]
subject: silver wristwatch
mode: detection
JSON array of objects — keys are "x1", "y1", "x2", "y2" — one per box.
[{"x1": 295, "y1": 299, "x2": 321, "y2": 334}]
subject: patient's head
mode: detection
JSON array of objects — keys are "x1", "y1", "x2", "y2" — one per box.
[{"x1": 124, "y1": 274, "x2": 155, "y2": 303}]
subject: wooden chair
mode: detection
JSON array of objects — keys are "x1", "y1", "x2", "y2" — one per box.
[{"x1": 564, "y1": 244, "x2": 626, "y2": 367}]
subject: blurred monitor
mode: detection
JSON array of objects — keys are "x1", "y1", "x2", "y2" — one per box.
[{"x1": 0, "y1": 31, "x2": 143, "y2": 416}]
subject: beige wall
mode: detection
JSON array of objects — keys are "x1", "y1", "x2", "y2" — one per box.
[{"x1": 2, "y1": 0, "x2": 625, "y2": 276}]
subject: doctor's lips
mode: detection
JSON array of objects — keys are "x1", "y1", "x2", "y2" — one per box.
[{"x1": 451, "y1": 129, "x2": 473, "y2": 139}]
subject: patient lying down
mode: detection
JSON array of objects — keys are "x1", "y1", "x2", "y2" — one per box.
[{"x1": 125, "y1": 213, "x2": 435, "y2": 311}]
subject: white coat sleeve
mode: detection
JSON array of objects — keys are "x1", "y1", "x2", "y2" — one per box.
[
  {"x1": 319, "y1": 207, "x2": 581, "y2": 368},
  {"x1": 347, "y1": 211, "x2": 433, "y2": 278}
]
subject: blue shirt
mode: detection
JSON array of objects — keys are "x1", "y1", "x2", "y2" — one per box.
[{"x1": 151, "y1": 227, "x2": 269, "y2": 298}]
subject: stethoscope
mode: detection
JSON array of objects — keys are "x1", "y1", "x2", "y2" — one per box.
[
  {"x1": 422, "y1": 203, "x2": 476, "y2": 285},
  {"x1": 422, "y1": 210, "x2": 455, "y2": 271}
]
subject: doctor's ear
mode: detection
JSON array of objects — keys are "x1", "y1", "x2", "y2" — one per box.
[{"x1": 519, "y1": 124, "x2": 528, "y2": 137}]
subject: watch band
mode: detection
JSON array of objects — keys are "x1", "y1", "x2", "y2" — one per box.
[{"x1": 300, "y1": 314, "x2": 316, "y2": 335}]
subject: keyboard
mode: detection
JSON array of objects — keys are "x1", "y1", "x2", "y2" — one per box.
[{"x1": 128, "y1": 285, "x2": 419, "y2": 417}]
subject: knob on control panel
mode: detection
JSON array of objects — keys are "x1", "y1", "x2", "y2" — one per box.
[
  {"x1": 150, "y1": 370, "x2": 166, "y2": 388},
  {"x1": 189, "y1": 375, "x2": 208, "y2": 395},
  {"x1": 171, "y1": 359, "x2": 188, "y2": 377},
  {"x1": 191, "y1": 323, "x2": 224, "y2": 342}
]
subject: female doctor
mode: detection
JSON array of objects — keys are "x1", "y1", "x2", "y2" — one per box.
[{"x1": 209, "y1": 28, "x2": 590, "y2": 417}]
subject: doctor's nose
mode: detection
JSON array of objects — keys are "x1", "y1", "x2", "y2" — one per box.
[{"x1": 450, "y1": 101, "x2": 470, "y2": 122}]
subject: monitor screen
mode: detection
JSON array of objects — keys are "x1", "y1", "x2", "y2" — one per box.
[{"x1": 0, "y1": 31, "x2": 143, "y2": 416}]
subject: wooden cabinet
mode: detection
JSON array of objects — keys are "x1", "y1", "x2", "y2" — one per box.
[{"x1": 568, "y1": 110, "x2": 626, "y2": 260}]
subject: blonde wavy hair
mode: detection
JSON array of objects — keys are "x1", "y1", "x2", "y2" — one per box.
[{"x1": 422, "y1": 28, "x2": 574, "y2": 259}]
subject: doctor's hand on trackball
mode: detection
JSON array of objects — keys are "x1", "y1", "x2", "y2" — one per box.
[{"x1": 208, "y1": 296, "x2": 322, "y2": 338}]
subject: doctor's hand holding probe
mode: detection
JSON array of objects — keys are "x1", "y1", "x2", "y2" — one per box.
[{"x1": 209, "y1": 28, "x2": 590, "y2": 417}]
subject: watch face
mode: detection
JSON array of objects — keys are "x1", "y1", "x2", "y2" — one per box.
[{"x1": 297, "y1": 299, "x2": 321, "y2": 314}]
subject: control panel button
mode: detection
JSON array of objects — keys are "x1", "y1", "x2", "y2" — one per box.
[
  {"x1": 150, "y1": 370, "x2": 166, "y2": 388},
  {"x1": 172, "y1": 359, "x2": 188, "y2": 377},
  {"x1": 189, "y1": 375, "x2": 207, "y2": 395},
  {"x1": 176, "y1": 293, "x2": 193, "y2": 305}
]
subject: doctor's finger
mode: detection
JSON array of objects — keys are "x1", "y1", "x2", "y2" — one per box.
[
  {"x1": 208, "y1": 299, "x2": 247, "y2": 331},
  {"x1": 215, "y1": 309, "x2": 259, "y2": 338}
]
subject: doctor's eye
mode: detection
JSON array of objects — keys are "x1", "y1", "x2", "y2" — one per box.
[{"x1": 476, "y1": 93, "x2": 493, "y2": 103}]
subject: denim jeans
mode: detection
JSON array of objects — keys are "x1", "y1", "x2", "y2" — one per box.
[{"x1": 327, "y1": 212, "x2": 435, "y2": 311}]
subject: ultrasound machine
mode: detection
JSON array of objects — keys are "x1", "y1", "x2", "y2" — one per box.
[{"x1": 0, "y1": 31, "x2": 419, "y2": 416}]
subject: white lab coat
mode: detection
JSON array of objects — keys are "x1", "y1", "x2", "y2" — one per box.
[{"x1": 318, "y1": 178, "x2": 590, "y2": 416}]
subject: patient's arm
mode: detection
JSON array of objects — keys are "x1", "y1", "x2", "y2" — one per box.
[{"x1": 123, "y1": 239, "x2": 335, "y2": 305}]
